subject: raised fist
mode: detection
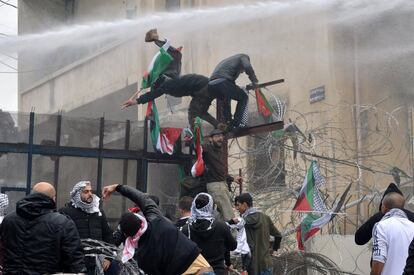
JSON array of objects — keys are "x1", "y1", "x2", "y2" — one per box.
[{"x1": 145, "y1": 28, "x2": 159, "y2": 42}]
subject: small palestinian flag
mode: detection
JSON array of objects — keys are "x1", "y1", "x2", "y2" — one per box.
[{"x1": 191, "y1": 117, "x2": 205, "y2": 177}]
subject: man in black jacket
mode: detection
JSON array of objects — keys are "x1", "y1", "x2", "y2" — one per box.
[
  {"x1": 182, "y1": 193, "x2": 237, "y2": 275},
  {"x1": 1, "y1": 182, "x2": 85, "y2": 274},
  {"x1": 176, "y1": 196, "x2": 193, "y2": 230},
  {"x1": 122, "y1": 74, "x2": 219, "y2": 129},
  {"x1": 209, "y1": 54, "x2": 259, "y2": 130},
  {"x1": 102, "y1": 184, "x2": 214, "y2": 275},
  {"x1": 404, "y1": 238, "x2": 414, "y2": 274},
  {"x1": 59, "y1": 180, "x2": 115, "y2": 274},
  {"x1": 354, "y1": 183, "x2": 414, "y2": 246}
]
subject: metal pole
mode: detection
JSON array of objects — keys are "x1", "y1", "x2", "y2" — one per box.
[
  {"x1": 410, "y1": 107, "x2": 414, "y2": 193},
  {"x1": 53, "y1": 113, "x2": 62, "y2": 201},
  {"x1": 239, "y1": 168, "x2": 242, "y2": 194},
  {"x1": 96, "y1": 117, "x2": 104, "y2": 196},
  {"x1": 122, "y1": 120, "x2": 130, "y2": 212},
  {"x1": 137, "y1": 159, "x2": 148, "y2": 192},
  {"x1": 26, "y1": 112, "x2": 35, "y2": 194}
]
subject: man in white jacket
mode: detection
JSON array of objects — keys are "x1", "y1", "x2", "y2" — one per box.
[{"x1": 371, "y1": 192, "x2": 414, "y2": 275}]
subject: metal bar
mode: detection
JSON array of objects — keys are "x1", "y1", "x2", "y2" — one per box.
[
  {"x1": 239, "y1": 168, "x2": 242, "y2": 195},
  {"x1": 136, "y1": 159, "x2": 148, "y2": 192},
  {"x1": 122, "y1": 120, "x2": 130, "y2": 212},
  {"x1": 226, "y1": 121, "x2": 284, "y2": 139},
  {"x1": 96, "y1": 117, "x2": 105, "y2": 196},
  {"x1": 175, "y1": 131, "x2": 182, "y2": 155},
  {"x1": 0, "y1": 143, "x2": 192, "y2": 161},
  {"x1": 246, "y1": 78, "x2": 285, "y2": 91},
  {"x1": 216, "y1": 99, "x2": 229, "y2": 176},
  {"x1": 1, "y1": 187, "x2": 27, "y2": 193},
  {"x1": 143, "y1": 117, "x2": 148, "y2": 153},
  {"x1": 1, "y1": 144, "x2": 191, "y2": 162},
  {"x1": 53, "y1": 113, "x2": 62, "y2": 201},
  {"x1": 26, "y1": 112, "x2": 35, "y2": 195}
]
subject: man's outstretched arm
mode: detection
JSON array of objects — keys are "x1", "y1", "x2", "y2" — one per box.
[{"x1": 103, "y1": 184, "x2": 162, "y2": 221}]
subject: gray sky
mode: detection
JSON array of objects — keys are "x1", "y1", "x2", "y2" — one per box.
[{"x1": 0, "y1": 0, "x2": 17, "y2": 112}]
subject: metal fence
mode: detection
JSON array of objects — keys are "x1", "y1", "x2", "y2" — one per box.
[{"x1": 0, "y1": 110, "x2": 192, "y2": 225}]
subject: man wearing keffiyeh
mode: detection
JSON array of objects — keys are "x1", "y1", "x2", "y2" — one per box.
[
  {"x1": 0, "y1": 193, "x2": 8, "y2": 223},
  {"x1": 103, "y1": 184, "x2": 214, "y2": 275},
  {"x1": 182, "y1": 193, "x2": 237, "y2": 275},
  {"x1": 0, "y1": 193, "x2": 8, "y2": 269},
  {"x1": 59, "y1": 181, "x2": 115, "y2": 275}
]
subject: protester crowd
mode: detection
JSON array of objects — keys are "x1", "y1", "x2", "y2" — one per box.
[
  {"x1": 1, "y1": 28, "x2": 414, "y2": 275},
  {"x1": 0, "y1": 183, "x2": 280, "y2": 274}
]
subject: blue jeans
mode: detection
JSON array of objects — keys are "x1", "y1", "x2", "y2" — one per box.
[
  {"x1": 259, "y1": 268, "x2": 273, "y2": 275},
  {"x1": 201, "y1": 272, "x2": 215, "y2": 275}
]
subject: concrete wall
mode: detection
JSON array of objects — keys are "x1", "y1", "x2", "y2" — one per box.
[{"x1": 309, "y1": 235, "x2": 371, "y2": 275}]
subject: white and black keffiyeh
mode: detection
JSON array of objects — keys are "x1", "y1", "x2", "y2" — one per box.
[
  {"x1": 190, "y1": 192, "x2": 214, "y2": 222},
  {"x1": 0, "y1": 193, "x2": 8, "y2": 217},
  {"x1": 70, "y1": 181, "x2": 101, "y2": 216}
]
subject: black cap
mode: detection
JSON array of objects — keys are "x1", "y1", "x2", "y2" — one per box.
[
  {"x1": 209, "y1": 128, "x2": 224, "y2": 137},
  {"x1": 379, "y1": 183, "x2": 403, "y2": 211}
]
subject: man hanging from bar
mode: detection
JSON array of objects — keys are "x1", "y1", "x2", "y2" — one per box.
[
  {"x1": 122, "y1": 73, "x2": 220, "y2": 129},
  {"x1": 209, "y1": 54, "x2": 259, "y2": 131}
]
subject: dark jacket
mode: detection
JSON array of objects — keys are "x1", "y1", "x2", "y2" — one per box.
[
  {"x1": 404, "y1": 237, "x2": 414, "y2": 275},
  {"x1": 175, "y1": 217, "x2": 190, "y2": 230},
  {"x1": 154, "y1": 40, "x2": 182, "y2": 79},
  {"x1": 354, "y1": 209, "x2": 414, "y2": 245},
  {"x1": 202, "y1": 142, "x2": 233, "y2": 183},
  {"x1": 164, "y1": 74, "x2": 208, "y2": 97},
  {"x1": 137, "y1": 74, "x2": 209, "y2": 104},
  {"x1": 210, "y1": 54, "x2": 258, "y2": 84},
  {"x1": 182, "y1": 219, "x2": 237, "y2": 275},
  {"x1": 354, "y1": 183, "x2": 413, "y2": 245},
  {"x1": 59, "y1": 203, "x2": 114, "y2": 243},
  {"x1": 1, "y1": 193, "x2": 85, "y2": 275},
  {"x1": 115, "y1": 185, "x2": 199, "y2": 275},
  {"x1": 244, "y1": 211, "x2": 282, "y2": 275}
]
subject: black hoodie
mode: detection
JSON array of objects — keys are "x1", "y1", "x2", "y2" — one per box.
[
  {"x1": 182, "y1": 219, "x2": 237, "y2": 275},
  {"x1": 355, "y1": 183, "x2": 414, "y2": 245},
  {"x1": 1, "y1": 193, "x2": 85, "y2": 274}
]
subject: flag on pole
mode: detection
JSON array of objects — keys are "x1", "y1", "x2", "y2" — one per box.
[
  {"x1": 294, "y1": 161, "x2": 352, "y2": 250},
  {"x1": 146, "y1": 101, "x2": 182, "y2": 155},
  {"x1": 191, "y1": 117, "x2": 205, "y2": 177},
  {"x1": 293, "y1": 161, "x2": 328, "y2": 212},
  {"x1": 296, "y1": 183, "x2": 352, "y2": 250},
  {"x1": 255, "y1": 88, "x2": 275, "y2": 123},
  {"x1": 141, "y1": 40, "x2": 173, "y2": 90}
]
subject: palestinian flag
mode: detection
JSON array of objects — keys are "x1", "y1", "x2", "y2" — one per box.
[
  {"x1": 293, "y1": 161, "x2": 328, "y2": 212},
  {"x1": 296, "y1": 212, "x2": 332, "y2": 250},
  {"x1": 146, "y1": 101, "x2": 182, "y2": 155},
  {"x1": 255, "y1": 88, "x2": 275, "y2": 123},
  {"x1": 191, "y1": 117, "x2": 205, "y2": 177},
  {"x1": 141, "y1": 40, "x2": 173, "y2": 89},
  {"x1": 296, "y1": 183, "x2": 352, "y2": 250}
]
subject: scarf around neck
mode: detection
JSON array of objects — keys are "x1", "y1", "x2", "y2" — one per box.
[
  {"x1": 242, "y1": 207, "x2": 258, "y2": 219},
  {"x1": 121, "y1": 213, "x2": 148, "y2": 263},
  {"x1": 381, "y1": 208, "x2": 407, "y2": 221},
  {"x1": 70, "y1": 181, "x2": 101, "y2": 216}
]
